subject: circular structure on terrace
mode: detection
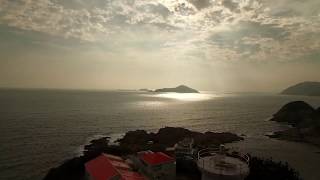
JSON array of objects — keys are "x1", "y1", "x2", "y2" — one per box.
[{"x1": 197, "y1": 146, "x2": 250, "y2": 180}]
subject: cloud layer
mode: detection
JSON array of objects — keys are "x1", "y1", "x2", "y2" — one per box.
[{"x1": 0, "y1": 0, "x2": 320, "y2": 63}]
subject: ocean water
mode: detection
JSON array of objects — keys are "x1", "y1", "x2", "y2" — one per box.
[{"x1": 0, "y1": 89, "x2": 320, "y2": 180}]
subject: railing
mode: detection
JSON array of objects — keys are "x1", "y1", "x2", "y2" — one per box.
[
  {"x1": 198, "y1": 148, "x2": 250, "y2": 165},
  {"x1": 228, "y1": 153, "x2": 250, "y2": 165},
  {"x1": 197, "y1": 148, "x2": 250, "y2": 177},
  {"x1": 197, "y1": 147, "x2": 220, "y2": 160}
]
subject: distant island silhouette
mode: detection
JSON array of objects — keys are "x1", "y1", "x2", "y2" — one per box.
[
  {"x1": 281, "y1": 81, "x2": 320, "y2": 96},
  {"x1": 138, "y1": 88, "x2": 153, "y2": 92},
  {"x1": 155, "y1": 85, "x2": 199, "y2": 93}
]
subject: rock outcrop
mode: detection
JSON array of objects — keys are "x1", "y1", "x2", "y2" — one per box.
[
  {"x1": 117, "y1": 127, "x2": 243, "y2": 152},
  {"x1": 43, "y1": 127, "x2": 302, "y2": 180},
  {"x1": 270, "y1": 101, "x2": 317, "y2": 127},
  {"x1": 43, "y1": 127, "x2": 242, "y2": 180},
  {"x1": 269, "y1": 101, "x2": 320, "y2": 146}
]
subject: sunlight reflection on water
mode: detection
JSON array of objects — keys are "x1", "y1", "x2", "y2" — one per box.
[
  {"x1": 151, "y1": 92, "x2": 217, "y2": 101},
  {"x1": 135, "y1": 100, "x2": 166, "y2": 106}
]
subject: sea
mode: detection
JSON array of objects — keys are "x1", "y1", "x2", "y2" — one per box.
[{"x1": 0, "y1": 89, "x2": 320, "y2": 180}]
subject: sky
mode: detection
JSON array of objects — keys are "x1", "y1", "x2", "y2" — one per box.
[{"x1": 0, "y1": 0, "x2": 319, "y2": 92}]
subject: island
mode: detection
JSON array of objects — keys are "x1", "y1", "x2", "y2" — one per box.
[
  {"x1": 281, "y1": 81, "x2": 320, "y2": 96},
  {"x1": 138, "y1": 88, "x2": 153, "y2": 92},
  {"x1": 155, "y1": 85, "x2": 199, "y2": 93},
  {"x1": 43, "y1": 127, "x2": 301, "y2": 180},
  {"x1": 268, "y1": 101, "x2": 320, "y2": 146}
]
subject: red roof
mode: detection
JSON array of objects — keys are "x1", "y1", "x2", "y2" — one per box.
[
  {"x1": 85, "y1": 155, "x2": 119, "y2": 180},
  {"x1": 110, "y1": 160, "x2": 131, "y2": 170},
  {"x1": 139, "y1": 151, "x2": 175, "y2": 166},
  {"x1": 85, "y1": 154, "x2": 147, "y2": 180}
]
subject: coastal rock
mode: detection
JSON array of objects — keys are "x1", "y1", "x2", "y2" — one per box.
[
  {"x1": 155, "y1": 127, "x2": 201, "y2": 146},
  {"x1": 83, "y1": 137, "x2": 109, "y2": 159},
  {"x1": 118, "y1": 127, "x2": 243, "y2": 151},
  {"x1": 155, "y1": 85, "x2": 199, "y2": 93},
  {"x1": 269, "y1": 101, "x2": 320, "y2": 146},
  {"x1": 118, "y1": 129, "x2": 153, "y2": 144},
  {"x1": 267, "y1": 128, "x2": 304, "y2": 141},
  {"x1": 43, "y1": 127, "x2": 301, "y2": 180},
  {"x1": 270, "y1": 101, "x2": 316, "y2": 126},
  {"x1": 195, "y1": 132, "x2": 243, "y2": 146},
  {"x1": 281, "y1": 81, "x2": 320, "y2": 96},
  {"x1": 43, "y1": 157, "x2": 85, "y2": 180}
]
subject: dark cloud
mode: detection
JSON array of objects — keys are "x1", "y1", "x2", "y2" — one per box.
[
  {"x1": 221, "y1": 0, "x2": 239, "y2": 12},
  {"x1": 210, "y1": 21, "x2": 290, "y2": 43},
  {"x1": 150, "y1": 23, "x2": 180, "y2": 31},
  {"x1": 260, "y1": 0, "x2": 320, "y2": 17},
  {"x1": 188, "y1": 0, "x2": 212, "y2": 10},
  {"x1": 143, "y1": 4, "x2": 171, "y2": 18},
  {"x1": 236, "y1": 43, "x2": 261, "y2": 55},
  {"x1": 239, "y1": 21, "x2": 290, "y2": 40},
  {"x1": 208, "y1": 21, "x2": 290, "y2": 55},
  {"x1": 270, "y1": 9, "x2": 301, "y2": 17},
  {"x1": 51, "y1": 0, "x2": 108, "y2": 10}
]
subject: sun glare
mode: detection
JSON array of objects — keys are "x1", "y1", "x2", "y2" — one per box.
[{"x1": 154, "y1": 92, "x2": 215, "y2": 101}]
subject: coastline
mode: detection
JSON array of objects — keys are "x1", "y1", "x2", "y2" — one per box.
[
  {"x1": 267, "y1": 101, "x2": 320, "y2": 148},
  {"x1": 2, "y1": 91, "x2": 319, "y2": 180},
  {"x1": 267, "y1": 128, "x2": 320, "y2": 147},
  {"x1": 43, "y1": 127, "x2": 301, "y2": 180}
]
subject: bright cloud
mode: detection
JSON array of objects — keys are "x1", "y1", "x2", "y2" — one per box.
[
  {"x1": 1, "y1": 0, "x2": 319, "y2": 63},
  {"x1": 0, "y1": 0, "x2": 319, "y2": 91}
]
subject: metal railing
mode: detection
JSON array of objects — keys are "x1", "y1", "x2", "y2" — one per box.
[
  {"x1": 197, "y1": 147, "x2": 250, "y2": 178},
  {"x1": 197, "y1": 147, "x2": 220, "y2": 160},
  {"x1": 198, "y1": 148, "x2": 250, "y2": 165}
]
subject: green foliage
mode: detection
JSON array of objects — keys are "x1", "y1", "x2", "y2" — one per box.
[{"x1": 246, "y1": 157, "x2": 302, "y2": 180}]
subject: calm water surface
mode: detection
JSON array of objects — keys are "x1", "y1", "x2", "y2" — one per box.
[{"x1": 0, "y1": 89, "x2": 320, "y2": 180}]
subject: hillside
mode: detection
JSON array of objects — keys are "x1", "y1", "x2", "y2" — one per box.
[
  {"x1": 281, "y1": 82, "x2": 320, "y2": 96},
  {"x1": 269, "y1": 101, "x2": 320, "y2": 146}
]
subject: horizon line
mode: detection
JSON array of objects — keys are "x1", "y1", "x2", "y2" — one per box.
[{"x1": 0, "y1": 86, "x2": 279, "y2": 94}]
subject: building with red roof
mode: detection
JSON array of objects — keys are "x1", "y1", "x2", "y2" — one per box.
[
  {"x1": 137, "y1": 151, "x2": 176, "y2": 180},
  {"x1": 85, "y1": 153, "x2": 147, "y2": 180}
]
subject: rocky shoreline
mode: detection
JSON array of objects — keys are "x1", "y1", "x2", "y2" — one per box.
[
  {"x1": 268, "y1": 101, "x2": 320, "y2": 146},
  {"x1": 267, "y1": 128, "x2": 320, "y2": 146},
  {"x1": 116, "y1": 127, "x2": 243, "y2": 152},
  {"x1": 44, "y1": 127, "x2": 302, "y2": 180}
]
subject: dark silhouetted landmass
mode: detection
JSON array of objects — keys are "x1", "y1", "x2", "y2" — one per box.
[
  {"x1": 155, "y1": 85, "x2": 199, "y2": 93},
  {"x1": 44, "y1": 127, "x2": 301, "y2": 180},
  {"x1": 139, "y1": 88, "x2": 153, "y2": 92},
  {"x1": 43, "y1": 127, "x2": 241, "y2": 180},
  {"x1": 245, "y1": 157, "x2": 301, "y2": 180},
  {"x1": 269, "y1": 101, "x2": 320, "y2": 146},
  {"x1": 281, "y1": 82, "x2": 320, "y2": 96},
  {"x1": 270, "y1": 101, "x2": 316, "y2": 126},
  {"x1": 117, "y1": 127, "x2": 243, "y2": 152}
]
